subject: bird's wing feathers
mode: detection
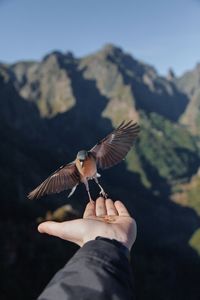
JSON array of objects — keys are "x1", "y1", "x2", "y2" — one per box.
[
  {"x1": 28, "y1": 162, "x2": 80, "y2": 200},
  {"x1": 90, "y1": 120, "x2": 140, "y2": 169}
]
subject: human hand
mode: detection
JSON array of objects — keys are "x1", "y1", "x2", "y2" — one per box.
[{"x1": 38, "y1": 197, "x2": 137, "y2": 250}]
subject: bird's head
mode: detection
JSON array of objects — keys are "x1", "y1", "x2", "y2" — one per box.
[{"x1": 77, "y1": 150, "x2": 88, "y2": 167}]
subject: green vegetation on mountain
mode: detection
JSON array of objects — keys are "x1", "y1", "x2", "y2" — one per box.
[
  {"x1": 125, "y1": 111, "x2": 199, "y2": 194},
  {"x1": 172, "y1": 173, "x2": 200, "y2": 216},
  {"x1": 187, "y1": 179, "x2": 200, "y2": 216},
  {"x1": 190, "y1": 229, "x2": 200, "y2": 255}
]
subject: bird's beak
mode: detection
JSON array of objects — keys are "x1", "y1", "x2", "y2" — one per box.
[{"x1": 80, "y1": 161, "x2": 83, "y2": 167}]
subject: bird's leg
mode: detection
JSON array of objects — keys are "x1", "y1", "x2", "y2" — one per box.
[
  {"x1": 68, "y1": 184, "x2": 78, "y2": 198},
  {"x1": 94, "y1": 177, "x2": 108, "y2": 198},
  {"x1": 84, "y1": 180, "x2": 94, "y2": 203}
]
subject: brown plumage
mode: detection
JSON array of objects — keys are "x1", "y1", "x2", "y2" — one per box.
[
  {"x1": 28, "y1": 120, "x2": 140, "y2": 202},
  {"x1": 28, "y1": 163, "x2": 80, "y2": 200}
]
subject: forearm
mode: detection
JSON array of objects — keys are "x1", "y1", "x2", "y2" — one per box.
[{"x1": 38, "y1": 238, "x2": 134, "y2": 300}]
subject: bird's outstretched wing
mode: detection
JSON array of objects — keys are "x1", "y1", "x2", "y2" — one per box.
[
  {"x1": 28, "y1": 162, "x2": 80, "y2": 200},
  {"x1": 90, "y1": 120, "x2": 140, "y2": 169}
]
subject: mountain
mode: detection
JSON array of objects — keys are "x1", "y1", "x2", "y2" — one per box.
[
  {"x1": 9, "y1": 44, "x2": 189, "y2": 122},
  {"x1": 1, "y1": 45, "x2": 200, "y2": 300},
  {"x1": 1, "y1": 45, "x2": 198, "y2": 194},
  {"x1": 175, "y1": 63, "x2": 200, "y2": 134}
]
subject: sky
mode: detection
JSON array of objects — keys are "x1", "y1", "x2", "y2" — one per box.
[{"x1": 0, "y1": 0, "x2": 200, "y2": 76}]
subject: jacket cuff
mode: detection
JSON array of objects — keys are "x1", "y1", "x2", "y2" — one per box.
[
  {"x1": 95, "y1": 236, "x2": 130, "y2": 260},
  {"x1": 69, "y1": 237, "x2": 130, "y2": 268}
]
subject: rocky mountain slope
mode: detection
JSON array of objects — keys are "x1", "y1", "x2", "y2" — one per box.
[
  {"x1": 175, "y1": 63, "x2": 200, "y2": 134},
  {"x1": 0, "y1": 45, "x2": 200, "y2": 300}
]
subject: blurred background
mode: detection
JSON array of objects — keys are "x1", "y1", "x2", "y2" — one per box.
[{"x1": 1, "y1": 0, "x2": 200, "y2": 299}]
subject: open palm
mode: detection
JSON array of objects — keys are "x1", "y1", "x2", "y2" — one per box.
[{"x1": 38, "y1": 197, "x2": 137, "y2": 250}]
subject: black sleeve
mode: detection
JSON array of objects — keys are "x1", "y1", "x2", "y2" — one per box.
[{"x1": 37, "y1": 238, "x2": 135, "y2": 300}]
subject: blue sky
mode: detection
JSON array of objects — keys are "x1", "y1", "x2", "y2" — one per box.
[{"x1": 0, "y1": 0, "x2": 200, "y2": 75}]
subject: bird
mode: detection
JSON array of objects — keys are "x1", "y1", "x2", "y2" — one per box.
[{"x1": 28, "y1": 120, "x2": 140, "y2": 203}]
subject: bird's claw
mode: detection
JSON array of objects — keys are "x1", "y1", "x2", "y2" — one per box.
[
  {"x1": 89, "y1": 198, "x2": 95, "y2": 204},
  {"x1": 99, "y1": 190, "x2": 108, "y2": 199}
]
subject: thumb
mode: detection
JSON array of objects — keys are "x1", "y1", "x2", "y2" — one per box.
[
  {"x1": 38, "y1": 221, "x2": 65, "y2": 238},
  {"x1": 38, "y1": 220, "x2": 83, "y2": 246}
]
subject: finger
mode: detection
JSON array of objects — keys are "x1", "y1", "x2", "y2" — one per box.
[
  {"x1": 83, "y1": 202, "x2": 95, "y2": 218},
  {"x1": 95, "y1": 197, "x2": 106, "y2": 216},
  {"x1": 38, "y1": 220, "x2": 84, "y2": 246},
  {"x1": 114, "y1": 201, "x2": 130, "y2": 217},
  {"x1": 105, "y1": 199, "x2": 118, "y2": 216}
]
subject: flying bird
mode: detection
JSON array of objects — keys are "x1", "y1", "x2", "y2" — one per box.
[{"x1": 28, "y1": 120, "x2": 140, "y2": 202}]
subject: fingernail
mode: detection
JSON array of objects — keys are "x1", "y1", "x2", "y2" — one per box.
[{"x1": 38, "y1": 224, "x2": 43, "y2": 233}]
